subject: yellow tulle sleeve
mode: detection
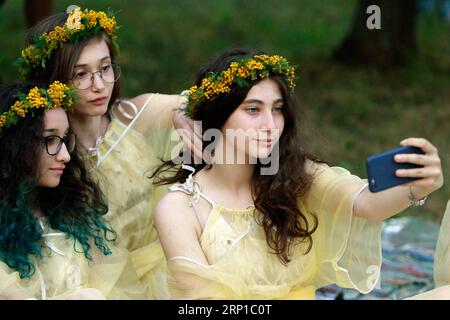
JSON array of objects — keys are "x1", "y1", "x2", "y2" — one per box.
[
  {"x1": 405, "y1": 202, "x2": 450, "y2": 300},
  {"x1": 167, "y1": 258, "x2": 265, "y2": 300},
  {"x1": 300, "y1": 164, "x2": 382, "y2": 294},
  {"x1": 434, "y1": 200, "x2": 450, "y2": 286},
  {"x1": 129, "y1": 240, "x2": 170, "y2": 299},
  {"x1": 0, "y1": 239, "x2": 147, "y2": 300},
  {"x1": 0, "y1": 262, "x2": 32, "y2": 299},
  {"x1": 122, "y1": 93, "x2": 185, "y2": 299},
  {"x1": 83, "y1": 244, "x2": 147, "y2": 299},
  {"x1": 130, "y1": 93, "x2": 185, "y2": 162},
  {"x1": 88, "y1": 93, "x2": 185, "y2": 299}
]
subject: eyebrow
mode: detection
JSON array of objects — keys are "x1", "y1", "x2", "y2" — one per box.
[
  {"x1": 241, "y1": 98, "x2": 284, "y2": 105},
  {"x1": 43, "y1": 127, "x2": 70, "y2": 134},
  {"x1": 74, "y1": 56, "x2": 111, "y2": 68}
]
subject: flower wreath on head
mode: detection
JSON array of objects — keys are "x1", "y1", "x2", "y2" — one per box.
[
  {"x1": 182, "y1": 54, "x2": 297, "y2": 118},
  {"x1": 16, "y1": 6, "x2": 119, "y2": 79},
  {"x1": 0, "y1": 81, "x2": 76, "y2": 131}
]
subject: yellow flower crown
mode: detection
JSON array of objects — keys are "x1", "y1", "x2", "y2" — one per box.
[
  {"x1": 0, "y1": 81, "x2": 76, "y2": 131},
  {"x1": 183, "y1": 54, "x2": 296, "y2": 118},
  {"x1": 17, "y1": 7, "x2": 118, "y2": 78}
]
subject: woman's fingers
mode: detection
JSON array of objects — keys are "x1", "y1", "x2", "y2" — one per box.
[
  {"x1": 394, "y1": 137, "x2": 443, "y2": 193},
  {"x1": 174, "y1": 109, "x2": 204, "y2": 164},
  {"x1": 395, "y1": 153, "x2": 441, "y2": 167},
  {"x1": 400, "y1": 137, "x2": 438, "y2": 155},
  {"x1": 396, "y1": 167, "x2": 442, "y2": 179},
  {"x1": 178, "y1": 128, "x2": 203, "y2": 164}
]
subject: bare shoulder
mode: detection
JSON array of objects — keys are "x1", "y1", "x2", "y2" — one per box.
[
  {"x1": 154, "y1": 190, "x2": 206, "y2": 261},
  {"x1": 154, "y1": 190, "x2": 192, "y2": 225},
  {"x1": 154, "y1": 190, "x2": 203, "y2": 239}
]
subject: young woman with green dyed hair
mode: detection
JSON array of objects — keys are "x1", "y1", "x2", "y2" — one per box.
[{"x1": 0, "y1": 83, "x2": 146, "y2": 299}]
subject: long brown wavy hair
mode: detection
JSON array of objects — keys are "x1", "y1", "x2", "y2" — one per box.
[{"x1": 152, "y1": 48, "x2": 323, "y2": 264}]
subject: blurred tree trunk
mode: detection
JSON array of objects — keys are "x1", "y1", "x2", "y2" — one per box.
[
  {"x1": 24, "y1": 0, "x2": 54, "y2": 28},
  {"x1": 333, "y1": 0, "x2": 418, "y2": 67}
]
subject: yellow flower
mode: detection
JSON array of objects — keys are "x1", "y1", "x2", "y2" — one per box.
[
  {"x1": 270, "y1": 55, "x2": 281, "y2": 64},
  {"x1": 245, "y1": 60, "x2": 264, "y2": 71},
  {"x1": 237, "y1": 68, "x2": 249, "y2": 78},
  {"x1": 0, "y1": 115, "x2": 6, "y2": 127},
  {"x1": 96, "y1": 11, "x2": 108, "y2": 20},
  {"x1": 47, "y1": 81, "x2": 69, "y2": 108},
  {"x1": 26, "y1": 87, "x2": 48, "y2": 109},
  {"x1": 85, "y1": 10, "x2": 100, "y2": 27},
  {"x1": 12, "y1": 101, "x2": 26, "y2": 117},
  {"x1": 188, "y1": 85, "x2": 198, "y2": 96},
  {"x1": 22, "y1": 47, "x2": 33, "y2": 59},
  {"x1": 21, "y1": 46, "x2": 40, "y2": 64},
  {"x1": 99, "y1": 17, "x2": 116, "y2": 35},
  {"x1": 66, "y1": 7, "x2": 83, "y2": 30},
  {"x1": 46, "y1": 26, "x2": 69, "y2": 43}
]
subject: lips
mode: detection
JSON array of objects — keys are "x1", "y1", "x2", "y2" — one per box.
[
  {"x1": 49, "y1": 167, "x2": 65, "y2": 174},
  {"x1": 255, "y1": 137, "x2": 275, "y2": 142},
  {"x1": 256, "y1": 139, "x2": 273, "y2": 147},
  {"x1": 256, "y1": 139, "x2": 273, "y2": 142},
  {"x1": 89, "y1": 96, "x2": 108, "y2": 105}
]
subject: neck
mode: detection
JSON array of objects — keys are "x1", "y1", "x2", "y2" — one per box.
[
  {"x1": 69, "y1": 113, "x2": 109, "y2": 154},
  {"x1": 33, "y1": 207, "x2": 44, "y2": 219},
  {"x1": 205, "y1": 163, "x2": 254, "y2": 194}
]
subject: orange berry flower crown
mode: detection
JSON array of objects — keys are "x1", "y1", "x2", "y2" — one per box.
[
  {"x1": 16, "y1": 6, "x2": 119, "y2": 79},
  {"x1": 0, "y1": 81, "x2": 76, "y2": 132},
  {"x1": 182, "y1": 54, "x2": 296, "y2": 118}
]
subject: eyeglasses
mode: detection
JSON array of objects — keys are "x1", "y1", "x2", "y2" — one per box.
[
  {"x1": 71, "y1": 63, "x2": 121, "y2": 90},
  {"x1": 42, "y1": 133, "x2": 76, "y2": 156}
]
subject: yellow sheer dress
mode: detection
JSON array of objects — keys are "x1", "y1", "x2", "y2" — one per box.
[
  {"x1": 83, "y1": 93, "x2": 184, "y2": 299},
  {"x1": 0, "y1": 218, "x2": 146, "y2": 299},
  {"x1": 403, "y1": 200, "x2": 450, "y2": 299},
  {"x1": 434, "y1": 200, "x2": 450, "y2": 287},
  {"x1": 165, "y1": 164, "x2": 382, "y2": 299}
]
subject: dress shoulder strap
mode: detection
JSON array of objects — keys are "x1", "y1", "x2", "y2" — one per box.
[
  {"x1": 168, "y1": 165, "x2": 216, "y2": 208},
  {"x1": 169, "y1": 165, "x2": 216, "y2": 229}
]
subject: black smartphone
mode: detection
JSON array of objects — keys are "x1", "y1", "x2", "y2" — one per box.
[{"x1": 366, "y1": 146, "x2": 424, "y2": 193}]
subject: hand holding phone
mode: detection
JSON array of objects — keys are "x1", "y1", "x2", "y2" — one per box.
[{"x1": 366, "y1": 146, "x2": 424, "y2": 193}]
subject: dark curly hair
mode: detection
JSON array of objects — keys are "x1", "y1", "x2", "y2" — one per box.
[
  {"x1": 152, "y1": 48, "x2": 323, "y2": 264},
  {"x1": 0, "y1": 83, "x2": 115, "y2": 279}
]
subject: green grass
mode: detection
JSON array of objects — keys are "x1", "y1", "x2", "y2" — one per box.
[{"x1": 1, "y1": 0, "x2": 449, "y2": 222}]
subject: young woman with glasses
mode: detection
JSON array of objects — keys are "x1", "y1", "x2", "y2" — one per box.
[
  {"x1": 16, "y1": 6, "x2": 199, "y2": 299},
  {"x1": 0, "y1": 83, "x2": 146, "y2": 299}
]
